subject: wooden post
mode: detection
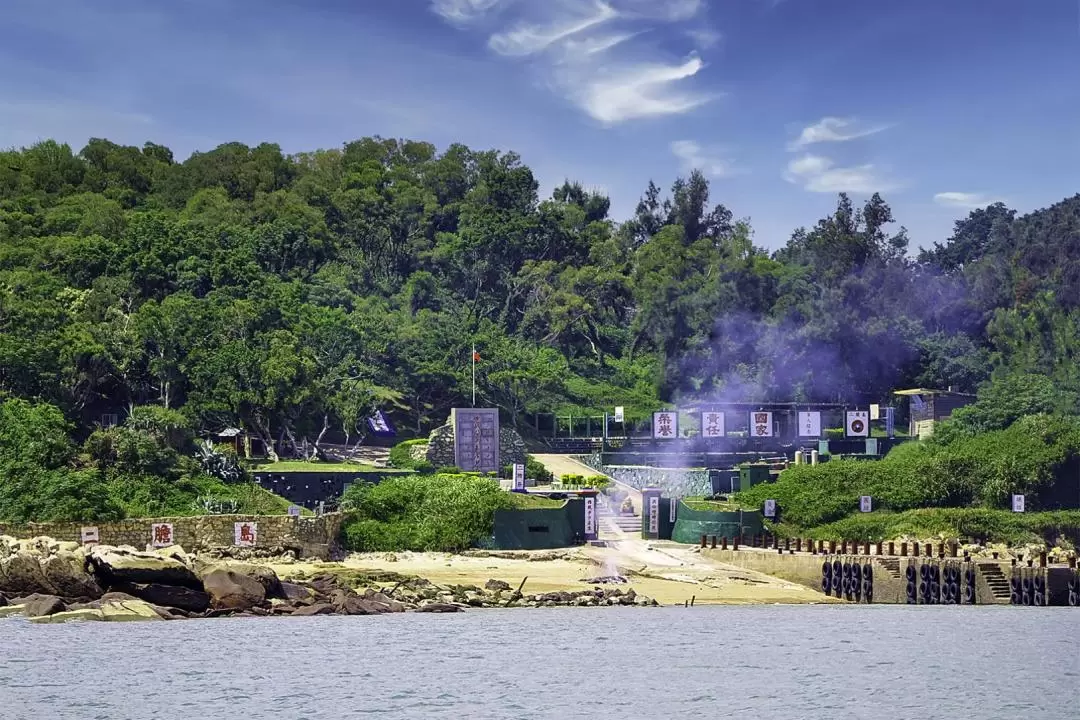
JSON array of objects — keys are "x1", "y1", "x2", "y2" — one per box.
[
  {"x1": 889, "y1": 541, "x2": 896, "y2": 556},
  {"x1": 721, "y1": 536, "x2": 728, "y2": 550},
  {"x1": 701, "y1": 534, "x2": 707, "y2": 548},
  {"x1": 876, "y1": 541, "x2": 883, "y2": 556},
  {"x1": 795, "y1": 538, "x2": 802, "y2": 553},
  {"x1": 710, "y1": 535, "x2": 717, "y2": 549},
  {"x1": 1039, "y1": 551, "x2": 1047, "y2": 568}
]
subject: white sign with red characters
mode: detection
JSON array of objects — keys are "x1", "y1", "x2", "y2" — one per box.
[
  {"x1": 652, "y1": 411, "x2": 677, "y2": 439},
  {"x1": 234, "y1": 522, "x2": 258, "y2": 547},
  {"x1": 80, "y1": 526, "x2": 100, "y2": 545},
  {"x1": 150, "y1": 523, "x2": 174, "y2": 548},
  {"x1": 700, "y1": 411, "x2": 725, "y2": 438},
  {"x1": 584, "y1": 497, "x2": 596, "y2": 536},
  {"x1": 750, "y1": 411, "x2": 774, "y2": 438}
]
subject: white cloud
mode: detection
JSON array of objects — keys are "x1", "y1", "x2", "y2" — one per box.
[
  {"x1": 575, "y1": 55, "x2": 711, "y2": 124},
  {"x1": 437, "y1": 0, "x2": 716, "y2": 125},
  {"x1": 788, "y1": 116, "x2": 890, "y2": 150},
  {"x1": 686, "y1": 28, "x2": 722, "y2": 49},
  {"x1": 784, "y1": 154, "x2": 896, "y2": 194},
  {"x1": 431, "y1": 0, "x2": 508, "y2": 24},
  {"x1": 489, "y1": 1, "x2": 617, "y2": 56},
  {"x1": 933, "y1": 192, "x2": 1004, "y2": 209},
  {"x1": 671, "y1": 140, "x2": 737, "y2": 177}
]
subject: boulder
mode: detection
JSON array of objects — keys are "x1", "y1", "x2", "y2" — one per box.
[
  {"x1": 291, "y1": 603, "x2": 337, "y2": 616},
  {"x1": 202, "y1": 569, "x2": 266, "y2": 610},
  {"x1": 88, "y1": 547, "x2": 202, "y2": 590},
  {"x1": 485, "y1": 579, "x2": 511, "y2": 592},
  {"x1": 279, "y1": 582, "x2": 314, "y2": 603},
  {"x1": 414, "y1": 602, "x2": 464, "y2": 613},
  {"x1": 0, "y1": 604, "x2": 26, "y2": 618},
  {"x1": 199, "y1": 562, "x2": 282, "y2": 598},
  {"x1": 0, "y1": 551, "x2": 55, "y2": 595},
  {"x1": 31, "y1": 599, "x2": 166, "y2": 624},
  {"x1": 340, "y1": 596, "x2": 395, "y2": 615},
  {"x1": 23, "y1": 594, "x2": 66, "y2": 617},
  {"x1": 41, "y1": 553, "x2": 102, "y2": 599},
  {"x1": 118, "y1": 582, "x2": 210, "y2": 613}
]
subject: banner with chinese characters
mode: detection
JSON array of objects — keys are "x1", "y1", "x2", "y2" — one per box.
[
  {"x1": 234, "y1": 522, "x2": 258, "y2": 546},
  {"x1": 512, "y1": 463, "x2": 525, "y2": 491},
  {"x1": 452, "y1": 408, "x2": 500, "y2": 473},
  {"x1": 613, "y1": 406, "x2": 624, "y2": 423},
  {"x1": 151, "y1": 523, "x2": 174, "y2": 548},
  {"x1": 584, "y1": 497, "x2": 596, "y2": 538},
  {"x1": 80, "y1": 526, "x2": 100, "y2": 545},
  {"x1": 647, "y1": 496, "x2": 660, "y2": 533},
  {"x1": 669, "y1": 497, "x2": 677, "y2": 523},
  {"x1": 859, "y1": 496, "x2": 872, "y2": 513},
  {"x1": 763, "y1": 499, "x2": 776, "y2": 518},
  {"x1": 846, "y1": 410, "x2": 870, "y2": 437},
  {"x1": 750, "y1": 411, "x2": 773, "y2": 438},
  {"x1": 1012, "y1": 494, "x2": 1025, "y2": 513},
  {"x1": 797, "y1": 411, "x2": 821, "y2": 437},
  {"x1": 652, "y1": 411, "x2": 677, "y2": 439},
  {"x1": 700, "y1": 411, "x2": 725, "y2": 438}
]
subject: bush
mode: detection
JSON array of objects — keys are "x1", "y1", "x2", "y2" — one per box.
[
  {"x1": 739, "y1": 414, "x2": 1080, "y2": 529},
  {"x1": 560, "y1": 474, "x2": 610, "y2": 490},
  {"x1": 388, "y1": 438, "x2": 429, "y2": 469},
  {"x1": 339, "y1": 473, "x2": 518, "y2": 552}
]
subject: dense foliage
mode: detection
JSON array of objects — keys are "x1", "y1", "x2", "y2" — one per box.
[
  {"x1": 338, "y1": 474, "x2": 527, "y2": 551},
  {"x1": 0, "y1": 396, "x2": 290, "y2": 523},
  {"x1": 2, "y1": 137, "x2": 1078, "y2": 458}
]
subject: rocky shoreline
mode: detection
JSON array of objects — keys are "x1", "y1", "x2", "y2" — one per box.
[{"x1": 0, "y1": 536, "x2": 658, "y2": 623}]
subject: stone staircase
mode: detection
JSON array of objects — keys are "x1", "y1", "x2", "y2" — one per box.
[
  {"x1": 877, "y1": 557, "x2": 903, "y2": 580},
  {"x1": 977, "y1": 562, "x2": 1012, "y2": 602},
  {"x1": 597, "y1": 496, "x2": 640, "y2": 536}
]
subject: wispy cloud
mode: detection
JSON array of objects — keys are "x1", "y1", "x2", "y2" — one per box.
[
  {"x1": 438, "y1": 0, "x2": 717, "y2": 124},
  {"x1": 784, "y1": 154, "x2": 897, "y2": 194},
  {"x1": 686, "y1": 28, "x2": 722, "y2": 49},
  {"x1": 933, "y1": 191, "x2": 1004, "y2": 209},
  {"x1": 431, "y1": 0, "x2": 508, "y2": 24},
  {"x1": 787, "y1": 116, "x2": 890, "y2": 151},
  {"x1": 671, "y1": 139, "x2": 737, "y2": 177}
]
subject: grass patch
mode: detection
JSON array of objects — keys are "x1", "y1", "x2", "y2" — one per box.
[
  {"x1": 681, "y1": 496, "x2": 748, "y2": 512},
  {"x1": 506, "y1": 492, "x2": 565, "y2": 509},
  {"x1": 249, "y1": 460, "x2": 395, "y2": 473},
  {"x1": 769, "y1": 508, "x2": 1080, "y2": 546}
]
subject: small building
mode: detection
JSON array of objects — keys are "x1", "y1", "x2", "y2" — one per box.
[{"x1": 893, "y1": 388, "x2": 976, "y2": 439}]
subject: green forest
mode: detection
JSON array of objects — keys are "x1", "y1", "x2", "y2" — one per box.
[{"x1": 1, "y1": 136, "x2": 1078, "y2": 523}]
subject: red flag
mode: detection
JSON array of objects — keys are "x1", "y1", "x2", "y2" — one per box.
[{"x1": 472, "y1": 350, "x2": 481, "y2": 362}]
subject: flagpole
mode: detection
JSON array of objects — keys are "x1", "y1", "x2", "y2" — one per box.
[{"x1": 471, "y1": 344, "x2": 476, "y2": 407}]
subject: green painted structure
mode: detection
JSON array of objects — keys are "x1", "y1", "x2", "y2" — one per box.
[
  {"x1": 491, "y1": 498, "x2": 586, "y2": 550},
  {"x1": 671, "y1": 501, "x2": 764, "y2": 545}
]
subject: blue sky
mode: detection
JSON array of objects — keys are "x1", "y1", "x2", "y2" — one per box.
[{"x1": 2, "y1": 0, "x2": 1078, "y2": 250}]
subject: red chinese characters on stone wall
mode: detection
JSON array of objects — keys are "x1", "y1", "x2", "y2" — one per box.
[{"x1": 151, "y1": 523, "x2": 174, "y2": 547}]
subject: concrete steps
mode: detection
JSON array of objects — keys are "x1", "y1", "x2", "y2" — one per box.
[
  {"x1": 598, "y1": 498, "x2": 640, "y2": 535},
  {"x1": 977, "y1": 562, "x2": 1012, "y2": 601},
  {"x1": 877, "y1": 557, "x2": 903, "y2": 580}
]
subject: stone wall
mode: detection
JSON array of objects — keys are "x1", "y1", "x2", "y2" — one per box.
[
  {"x1": 426, "y1": 423, "x2": 527, "y2": 470},
  {"x1": 0, "y1": 513, "x2": 344, "y2": 559}
]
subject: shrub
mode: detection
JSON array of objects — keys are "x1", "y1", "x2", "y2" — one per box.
[
  {"x1": 339, "y1": 473, "x2": 518, "y2": 552},
  {"x1": 388, "y1": 438, "x2": 429, "y2": 469}
]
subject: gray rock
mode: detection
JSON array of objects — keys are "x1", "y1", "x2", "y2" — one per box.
[
  {"x1": 88, "y1": 547, "x2": 201, "y2": 590},
  {"x1": 414, "y1": 602, "x2": 464, "y2": 613},
  {"x1": 279, "y1": 581, "x2": 314, "y2": 603},
  {"x1": 291, "y1": 603, "x2": 336, "y2": 616},
  {"x1": 202, "y1": 569, "x2": 266, "y2": 611},
  {"x1": 484, "y1": 579, "x2": 511, "y2": 592},
  {"x1": 24, "y1": 594, "x2": 67, "y2": 617},
  {"x1": 119, "y1": 583, "x2": 210, "y2": 613}
]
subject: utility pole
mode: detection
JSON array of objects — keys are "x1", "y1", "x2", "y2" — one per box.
[{"x1": 471, "y1": 344, "x2": 477, "y2": 407}]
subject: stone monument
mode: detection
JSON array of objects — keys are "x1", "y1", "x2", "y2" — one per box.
[{"x1": 424, "y1": 409, "x2": 527, "y2": 472}]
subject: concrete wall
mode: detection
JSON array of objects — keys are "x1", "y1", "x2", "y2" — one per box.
[
  {"x1": 492, "y1": 499, "x2": 585, "y2": 550},
  {"x1": 0, "y1": 513, "x2": 343, "y2": 559},
  {"x1": 253, "y1": 470, "x2": 407, "y2": 508},
  {"x1": 671, "y1": 503, "x2": 764, "y2": 545}
]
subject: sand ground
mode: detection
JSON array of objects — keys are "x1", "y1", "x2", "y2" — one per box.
[{"x1": 272, "y1": 538, "x2": 833, "y2": 605}]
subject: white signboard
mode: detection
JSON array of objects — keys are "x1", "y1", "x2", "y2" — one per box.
[
  {"x1": 763, "y1": 499, "x2": 777, "y2": 518},
  {"x1": 584, "y1": 496, "x2": 596, "y2": 535},
  {"x1": 653, "y1": 411, "x2": 677, "y2": 440},
  {"x1": 150, "y1": 523, "x2": 174, "y2": 548},
  {"x1": 80, "y1": 526, "x2": 100, "y2": 545},
  {"x1": 700, "y1": 411, "x2": 725, "y2": 438},
  {"x1": 859, "y1": 495, "x2": 873, "y2": 513},
  {"x1": 234, "y1": 521, "x2": 258, "y2": 547},
  {"x1": 287, "y1": 505, "x2": 302, "y2": 517},
  {"x1": 669, "y1": 497, "x2": 677, "y2": 522},
  {"x1": 798, "y1": 411, "x2": 822, "y2": 438},
  {"x1": 870, "y1": 404, "x2": 881, "y2": 421},
  {"x1": 512, "y1": 463, "x2": 526, "y2": 491},
  {"x1": 1012, "y1": 494, "x2": 1025, "y2": 513},
  {"x1": 846, "y1": 410, "x2": 870, "y2": 437},
  {"x1": 750, "y1": 411, "x2": 774, "y2": 438},
  {"x1": 614, "y1": 406, "x2": 624, "y2": 423},
  {"x1": 648, "y1": 496, "x2": 660, "y2": 533}
]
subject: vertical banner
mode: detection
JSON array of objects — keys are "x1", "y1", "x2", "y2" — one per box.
[
  {"x1": 512, "y1": 463, "x2": 525, "y2": 491},
  {"x1": 614, "y1": 406, "x2": 624, "y2": 423},
  {"x1": 234, "y1": 521, "x2": 258, "y2": 546},
  {"x1": 885, "y1": 407, "x2": 895, "y2": 438},
  {"x1": 846, "y1": 410, "x2": 870, "y2": 437},
  {"x1": 80, "y1": 526, "x2": 100, "y2": 545},
  {"x1": 150, "y1": 523, "x2": 174, "y2": 548},
  {"x1": 648, "y1": 495, "x2": 660, "y2": 534},
  {"x1": 763, "y1": 499, "x2": 776, "y2": 518},
  {"x1": 750, "y1": 411, "x2": 774, "y2": 438},
  {"x1": 859, "y1": 496, "x2": 873, "y2": 513},
  {"x1": 583, "y1": 496, "x2": 597, "y2": 539},
  {"x1": 700, "y1": 411, "x2": 725, "y2": 438},
  {"x1": 797, "y1": 411, "x2": 821, "y2": 438},
  {"x1": 652, "y1": 411, "x2": 677, "y2": 439},
  {"x1": 1012, "y1": 494, "x2": 1025, "y2": 513},
  {"x1": 869, "y1": 404, "x2": 881, "y2": 421},
  {"x1": 669, "y1": 497, "x2": 677, "y2": 523}
]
